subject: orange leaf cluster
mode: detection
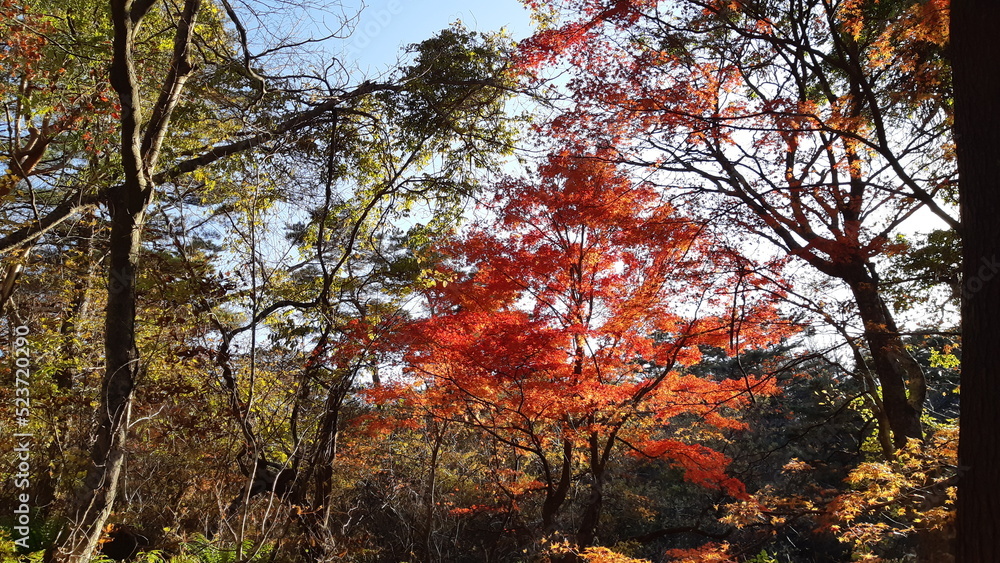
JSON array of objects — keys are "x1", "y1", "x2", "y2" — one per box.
[{"x1": 383, "y1": 148, "x2": 793, "y2": 521}]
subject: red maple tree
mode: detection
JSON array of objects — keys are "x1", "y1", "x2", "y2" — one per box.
[
  {"x1": 515, "y1": 0, "x2": 955, "y2": 456},
  {"x1": 374, "y1": 149, "x2": 794, "y2": 549}
]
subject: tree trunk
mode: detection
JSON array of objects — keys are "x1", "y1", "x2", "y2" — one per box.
[
  {"x1": 55, "y1": 0, "x2": 162, "y2": 558},
  {"x1": 420, "y1": 424, "x2": 444, "y2": 562},
  {"x1": 575, "y1": 473, "x2": 603, "y2": 548},
  {"x1": 952, "y1": 0, "x2": 1000, "y2": 559},
  {"x1": 0, "y1": 248, "x2": 28, "y2": 317},
  {"x1": 56, "y1": 220, "x2": 96, "y2": 390},
  {"x1": 541, "y1": 439, "x2": 574, "y2": 533},
  {"x1": 846, "y1": 271, "x2": 925, "y2": 450},
  {"x1": 58, "y1": 205, "x2": 143, "y2": 562},
  {"x1": 294, "y1": 379, "x2": 347, "y2": 561}
]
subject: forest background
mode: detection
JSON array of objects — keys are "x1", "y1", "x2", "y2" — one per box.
[{"x1": 0, "y1": 0, "x2": 995, "y2": 561}]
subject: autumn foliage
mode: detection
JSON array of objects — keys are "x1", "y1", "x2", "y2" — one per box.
[
  {"x1": 368, "y1": 148, "x2": 794, "y2": 550},
  {"x1": 0, "y1": 0, "x2": 968, "y2": 561}
]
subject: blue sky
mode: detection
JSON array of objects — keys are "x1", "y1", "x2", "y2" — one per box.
[{"x1": 334, "y1": 0, "x2": 534, "y2": 74}]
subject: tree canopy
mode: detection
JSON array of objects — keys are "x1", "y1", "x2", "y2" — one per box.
[{"x1": 0, "y1": 0, "x2": 978, "y2": 561}]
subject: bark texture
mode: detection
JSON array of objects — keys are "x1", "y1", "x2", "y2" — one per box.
[
  {"x1": 55, "y1": 0, "x2": 200, "y2": 559},
  {"x1": 846, "y1": 270, "x2": 925, "y2": 449},
  {"x1": 952, "y1": 0, "x2": 1000, "y2": 559}
]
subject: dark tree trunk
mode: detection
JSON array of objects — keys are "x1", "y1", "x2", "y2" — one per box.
[
  {"x1": 846, "y1": 271, "x2": 925, "y2": 450},
  {"x1": 57, "y1": 0, "x2": 149, "y2": 548},
  {"x1": 541, "y1": 439, "x2": 574, "y2": 533},
  {"x1": 952, "y1": 0, "x2": 1000, "y2": 559},
  {"x1": 575, "y1": 428, "x2": 607, "y2": 548},
  {"x1": 293, "y1": 379, "x2": 347, "y2": 561},
  {"x1": 0, "y1": 247, "x2": 28, "y2": 317},
  {"x1": 575, "y1": 474, "x2": 603, "y2": 548},
  {"x1": 60, "y1": 182, "x2": 145, "y2": 563},
  {"x1": 420, "y1": 425, "x2": 444, "y2": 562},
  {"x1": 56, "y1": 0, "x2": 200, "y2": 559}
]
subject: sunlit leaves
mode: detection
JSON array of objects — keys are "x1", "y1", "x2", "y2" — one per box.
[
  {"x1": 826, "y1": 426, "x2": 957, "y2": 558},
  {"x1": 384, "y1": 146, "x2": 792, "y2": 545}
]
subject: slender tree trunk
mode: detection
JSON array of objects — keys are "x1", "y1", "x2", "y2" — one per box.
[
  {"x1": 310, "y1": 388, "x2": 343, "y2": 512},
  {"x1": 59, "y1": 202, "x2": 144, "y2": 562},
  {"x1": 541, "y1": 439, "x2": 573, "y2": 533},
  {"x1": 574, "y1": 427, "x2": 607, "y2": 548},
  {"x1": 952, "y1": 0, "x2": 1000, "y2": 559},
  {"x1": 61, "y1": 64, "x2": 151, "y2": 559},
  {"x1": 543, "y1": 329, "x2": 582, "y2": 535},
  {"x1": 56, "y1": 221, "x2": 96, "y2": 389},
  {"x1": 846, "y1": 270, "x2": 925, "y2": 450},
  {"x1": 575, "y1": 473, "x2": 603, "y2": 548},
  {"x1": 0, "y1": 247, "x2": 28, "y2": 317},
  {"x1": 55, "y1": 0, "x2": 164, "y2": 558},
  {"x1": 421, "y1": 424, "x2": 444, "y2": 562},
  {"x1": 294, "y1": 381, "x2": 345, "y2": 560}
]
